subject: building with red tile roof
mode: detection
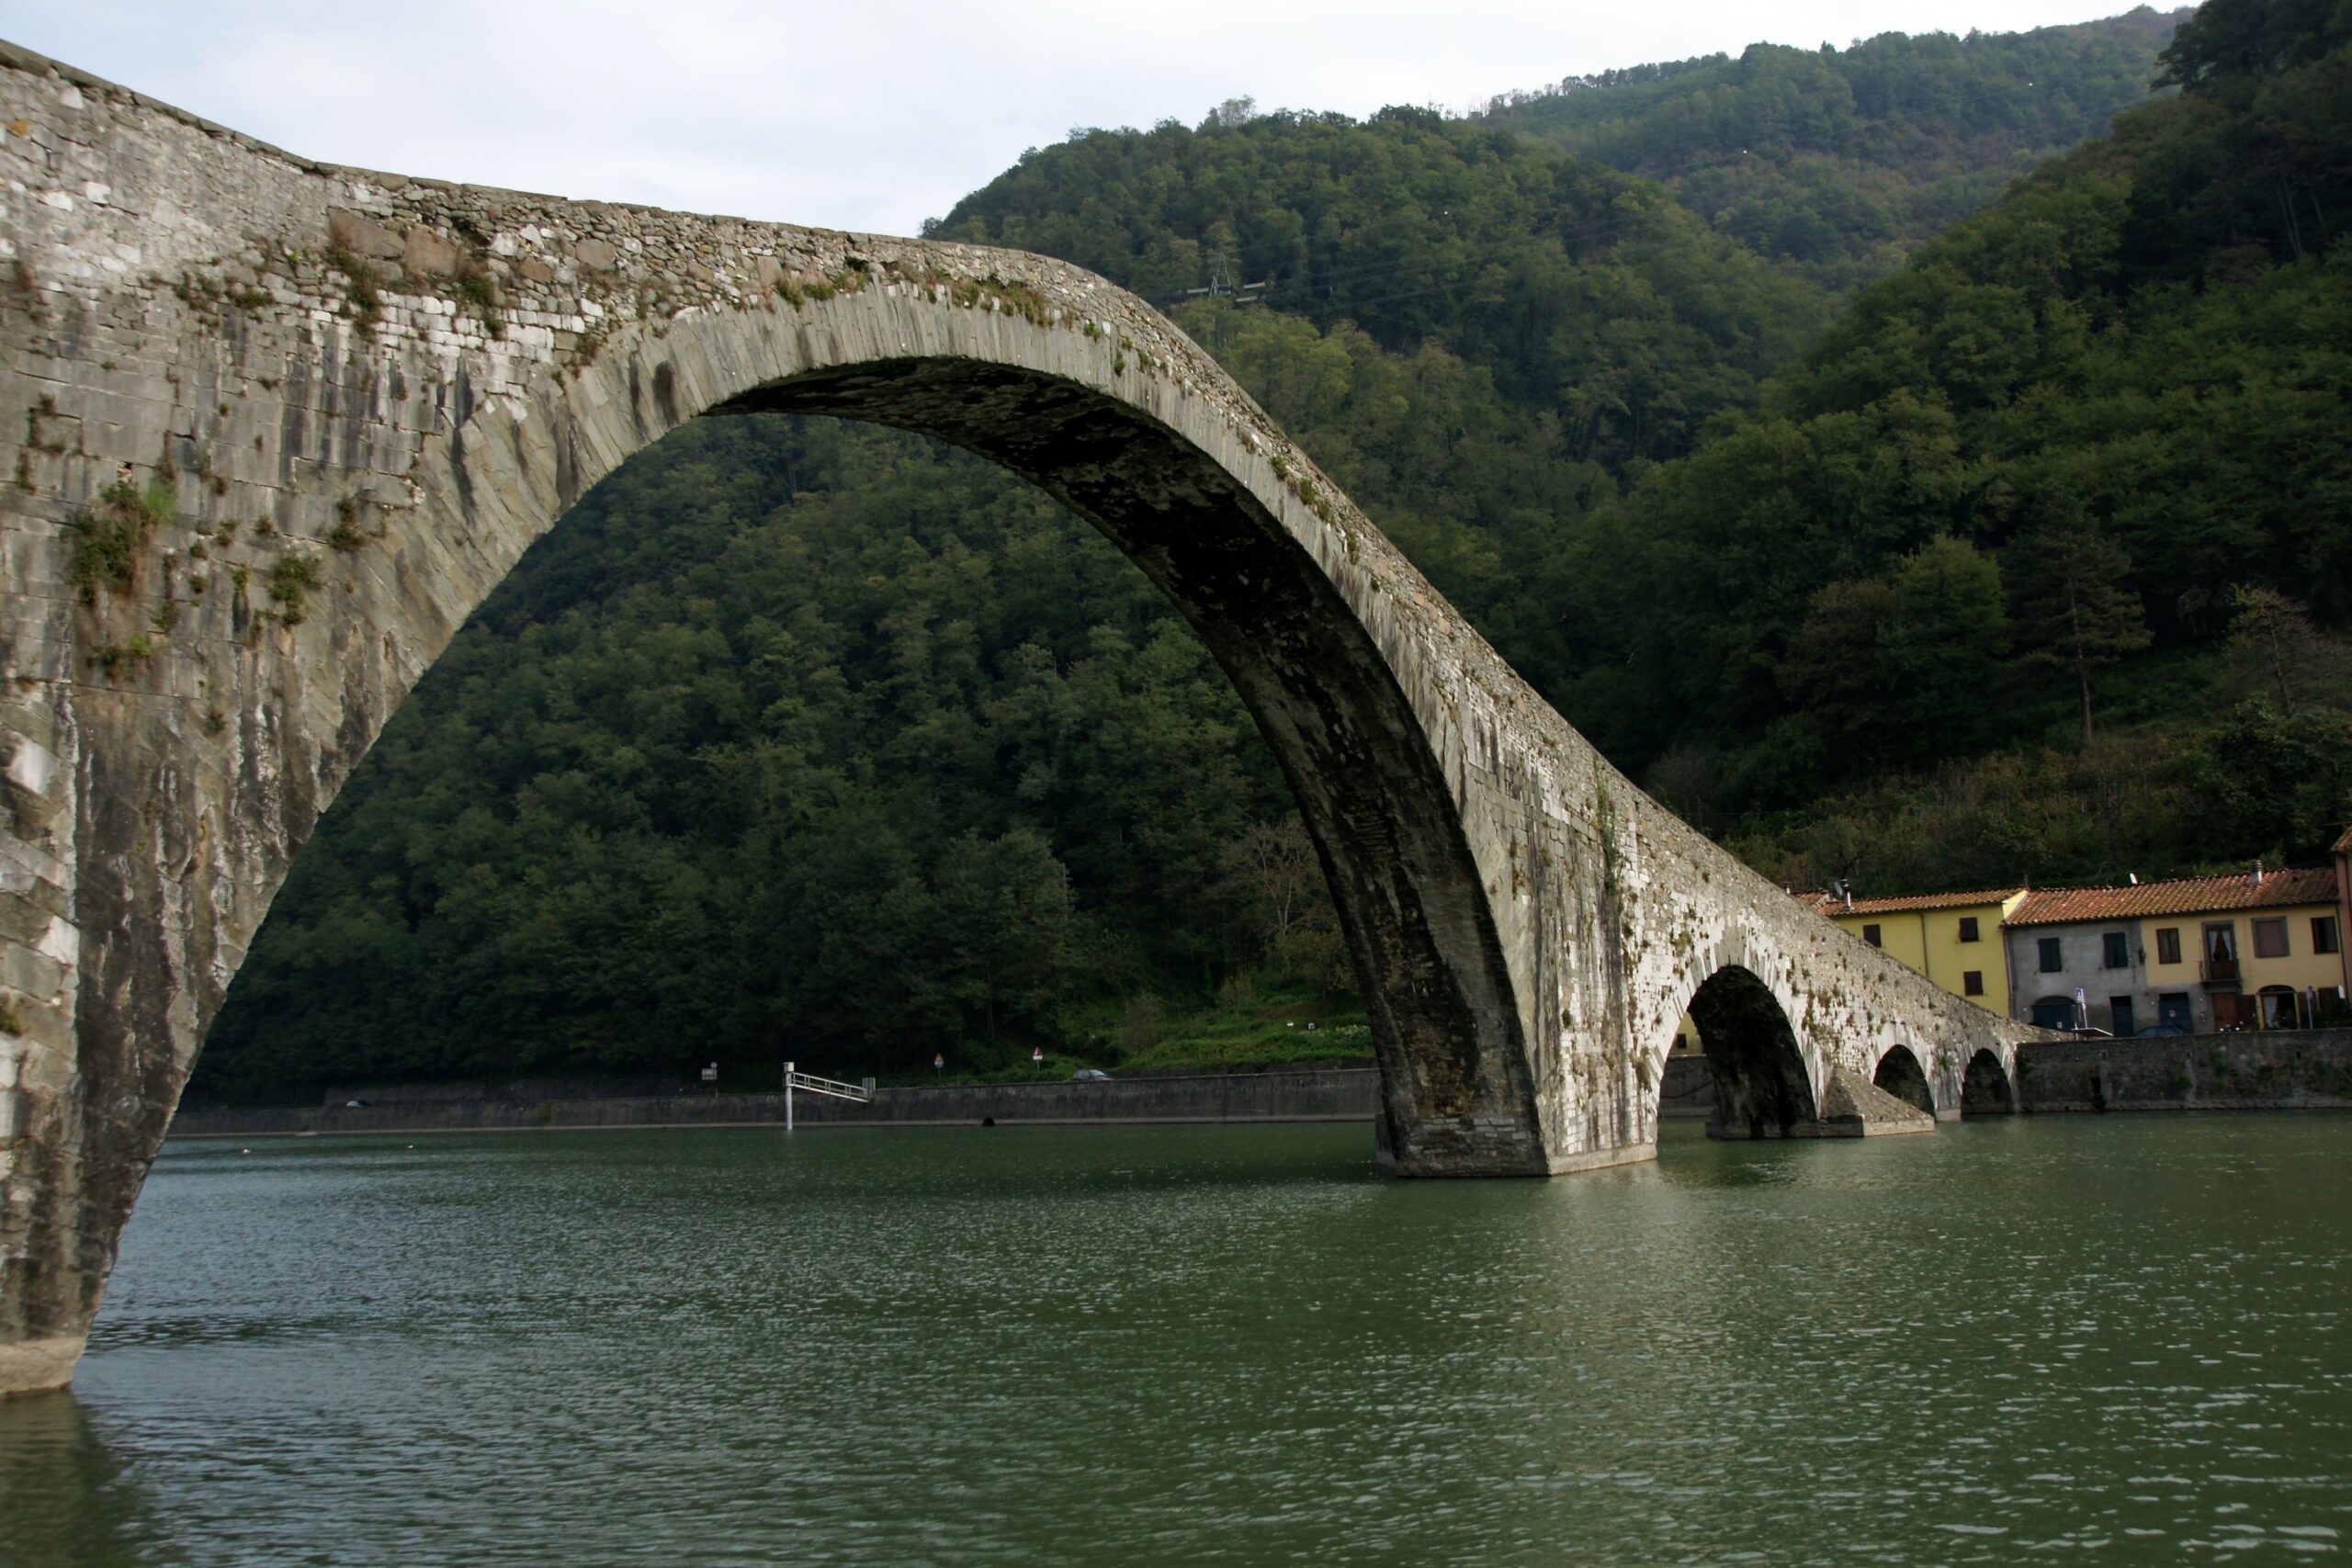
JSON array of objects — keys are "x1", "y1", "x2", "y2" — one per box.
[
  {"x1": 2003, "y1": 865, "x2": 2344, "y2": 1034},
  {"x1": 2006, "y1": 867, "x2": 2338, "y2": 926},
  {"x1": 1800, "y1": 886, "x2": 2030, "y2": 1016}
]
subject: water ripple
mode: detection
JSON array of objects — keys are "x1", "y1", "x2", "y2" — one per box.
[{"x1": 0, "y1": 1116, "x2": 2346, "y2": 1564}]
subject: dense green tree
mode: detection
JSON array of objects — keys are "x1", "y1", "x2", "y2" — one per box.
[
  {"x1": 2007, "y1": 516, "x2": 2152, "y2": 747},
  {"x1": 2158, "y1": 0, "x2": 2348, "y2": 91},
  {"x1": 929, "y1": 829, "x2": 1079, "y2": 1058},
  {"x1": 932, "y1": 106, "x2": 1831, "y2": 471},
  {"x1": 1779, "y1": 577, "x2": 1900, "y2": 744},
  {"x1": 2193, "y1": 698, "x2": 2352, "y2": 863},
  {"x1": 1883, "y1": 535, "x2": 2012, "y2": 757},
  {"x1": 2222, "y1": 584, "x2": 2348, "y2": 716}
]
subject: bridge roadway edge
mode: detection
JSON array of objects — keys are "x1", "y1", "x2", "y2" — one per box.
[{"x1": 0, "y1": 42, "x2": 2049, "y2": 1393}]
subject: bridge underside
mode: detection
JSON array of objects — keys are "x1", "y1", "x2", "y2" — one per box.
[
  {"x1": 734, "y1": 360, "x2": 1549, "y2": 1178},
  {"x1": 0, "y1": 41, "x2": 2040, "y2": 1395}
]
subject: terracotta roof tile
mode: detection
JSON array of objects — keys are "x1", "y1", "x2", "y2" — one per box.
[
  {"x1": 1821, "y1": 887, "x2": 2026, "y2": 917},
  {"x1": 2335, "y1": 826, "x2": 2352, "y2": 854},
  {"x1": 2005, "y1": 868, "x2": 2338, "y2": 928}
]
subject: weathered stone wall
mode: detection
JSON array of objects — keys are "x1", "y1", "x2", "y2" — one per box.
[
  {"x1": 1658, "y1": 1054, "x2": 1713, "y2": 1118},
  {"x1": 2017, "y1": 1032, "x2": 2352, "y2": 1112},
  {"x1": 167, "y1": 1068, "x2": 1384, "y2": 1137},
  {"x1": 0, "y1": 41, "x2": 2046, "y2": 1393},
  {"x1": 2006, "y1": 924, "x2": 2150, "y2": 1031}
]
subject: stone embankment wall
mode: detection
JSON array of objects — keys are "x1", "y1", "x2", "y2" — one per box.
[
  {"x1": 168, "y1": 1039, "x2": 2352, "y2": 1137},
  {"x1": 2016, "y1": 1031, "x2": 2352, "y2": 1112},
  {"x1": 166, "y1": 1069, "x2": 1383, "y2": 1137}
]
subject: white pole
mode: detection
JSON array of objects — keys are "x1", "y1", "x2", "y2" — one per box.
[{"x1": 786, "y1": 1060, "x2": 795, "y2": 1134}]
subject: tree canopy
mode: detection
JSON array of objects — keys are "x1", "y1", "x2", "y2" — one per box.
[{"x1": 1480, "y1": 7, "x2": 2190, "y2": 286}]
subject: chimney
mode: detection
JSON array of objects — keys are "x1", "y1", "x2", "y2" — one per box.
[
  {"x1": 2253, "y1": 860, "x2": 2266, "y2": 887},
  {"x1": 1840, "y1": 879, "x2": 1853, "y2": 912},
  {"x1": 2129, "y1": 873, "x2": 2139, "y2": 886}
]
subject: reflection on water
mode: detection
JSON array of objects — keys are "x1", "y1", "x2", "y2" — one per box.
[
  {"x1": 9, "y1": 1116, "x2": 2351, "y2": 1565},
  {"x1": 0, "y1": 1393, "x2": 183, "y2": 1567}
]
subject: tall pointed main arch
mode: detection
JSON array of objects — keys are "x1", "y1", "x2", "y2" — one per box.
[{"x1": 0, "y1": 43, "x2": 2041, "y2": 1394}]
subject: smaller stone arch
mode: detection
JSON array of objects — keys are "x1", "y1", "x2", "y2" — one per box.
[
  {"x1": 1961, "y1": 1048, "x2": 2017, "y2": 1116},
  {"x1": 1872, "y1": 1044, "x2": 1936, "y2": 1117},
  {"x1": 1685, "y1": 965, "x2": 1817, "y2": 1139}
]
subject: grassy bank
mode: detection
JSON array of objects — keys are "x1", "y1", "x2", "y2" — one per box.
[{"x1": 863, "y1": 984, "x2": 1372, "y2": 1088}]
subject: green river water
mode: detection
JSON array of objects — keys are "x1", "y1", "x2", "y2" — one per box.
[{"x1": 3, "y1": 1116, "x2": 2348, "y2": 1564}]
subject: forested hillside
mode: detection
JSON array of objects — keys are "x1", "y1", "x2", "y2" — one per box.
[
  {"x1": 199, "y1": 2, "x2": 2352, "y2": 1100},
  {"x1": 934, "y1": 106, "x2": 1832, "y2": 473},
  {"x1": 198, "y1": 420, "x2": 1327, "y2": 1098},
  {"x1": 1574, "y1": 0, "x2": 2352, "y2": 887},
  {"x1": 1479, "y1": 6, "x2": 2188, "y2": 286}
]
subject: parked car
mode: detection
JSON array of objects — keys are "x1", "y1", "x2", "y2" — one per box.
[{"x1": 1072, "y1": 1068, "x2": 1114, "y2": 1083}]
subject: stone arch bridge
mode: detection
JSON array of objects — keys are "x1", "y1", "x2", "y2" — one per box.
[{"x1": 0, "y1": 45, "x2": 2043, "y2": 1394}]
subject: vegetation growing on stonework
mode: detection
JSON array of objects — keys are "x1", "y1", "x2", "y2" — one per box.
[
  {"x1": 453, "y1": 272, "x2": 503, "y2": 337},
  {"x1": 66, "y1": 479, "x2": 173, "y2": 604},
  {"x1": 322, "y1": 246, "x2": 383, "y2": 337},
  {"x1": 566, "y1": 323, "x2": 609, "y2": 378},
  {"x1": 327, "y1": 497, "x2": 369, "y2": 551},
  {"x1": 8, "y1": 254, "x2": 41, "y2": 321},
  {"x1": 266, "y1": 552, "x2": 324, "y2": 623},
  {"x1": 944, "y1": 274, "x2": 1054, "y2": 325},
  {"x1": 776, "y1": 268, "x2": 866, "y2": 309},
  {"x1": 93, "y1": 635, "x2": 156, "y2": 679},
  {"x1": 23, "y1": 396, "x2": 65, "y2": 459}
]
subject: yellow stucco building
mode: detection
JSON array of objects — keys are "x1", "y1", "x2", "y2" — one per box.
[
  {"x1": 1805, "y1": 887, "x2": 2030, "y2": 1017},
  {"x1": 1802, "y1": 867, "x2": 2348, "y2": 1035},
  {"x1": 2011, "y1": 867, "x2": 2345, "y2": 1032}
]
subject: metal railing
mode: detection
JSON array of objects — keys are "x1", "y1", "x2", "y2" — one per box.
[
  {"x1": 785, "y1": 1068, "x2": 871, "y2": 1102},
  {"x1": 2201, "y1": 955, "x2": 2242, "y2": 986},
  {"x1": 783, "y1": 1062, "x2": 871, "y2": 1132}
]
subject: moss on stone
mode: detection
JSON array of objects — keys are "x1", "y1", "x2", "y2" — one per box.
[
  {"x1": 266, "y1": 552, "x2": 324, "y2": 623},
  {"x1": 66, "y1": 479, "x2": 173, "y2": 605},
  {"x1": 322, "y1": 246, "x2": 382, "y2": 338},
  {"x1": 92, "y1": 634, "x2": 156, "y2": 678}
]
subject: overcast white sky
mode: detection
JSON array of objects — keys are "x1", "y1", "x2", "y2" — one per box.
[{"x1": 5, "y1": 1, "x2": 2148, "y2": 235}]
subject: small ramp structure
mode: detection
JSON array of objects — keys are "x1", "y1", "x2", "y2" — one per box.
[{"x1": 0, "y1": 44, "x2": 2042, "y2": 1393}]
